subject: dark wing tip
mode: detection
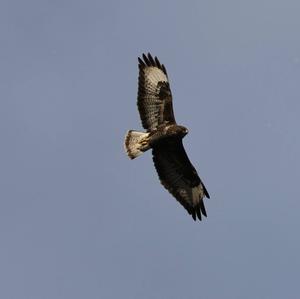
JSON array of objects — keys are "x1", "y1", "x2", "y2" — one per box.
[
  {"x1": 204, "y1": 187, "x2": 210, "y2": 199},
  {"x1": 155, "y1": 56, "x2": 161, "y2": 68},
  {"x1": 138, "y1": 57, "x2": 145, "y2": 68},
  {"x1": 142, "y1": 53, "x2": 150, "y2": 66},
  {"x1": 202, "y1": 183, "x2": 210, "y2": 199},
  {"x1": 192, "y1": 211, "x2": 197, "y2": 221},
  {"x1": 196, "y1": 207, "x2": 202, "y2": 221},
  {"x1": 138, "y1": 53, "x2": 168, "y2": 75},
  {"x1": 147, "y1": 53, "x2": 155, "y2": 65},
  {"x1": 200, "y1": 201, "x2": 207, "y2": 218}
]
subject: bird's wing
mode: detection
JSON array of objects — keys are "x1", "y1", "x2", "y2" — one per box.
[
  {"x1": 152, "y1": 139, "x2": 210, "y2": 221},
  {"x1": 137, "y1": 53, "x2": 176, "y2": 131}
]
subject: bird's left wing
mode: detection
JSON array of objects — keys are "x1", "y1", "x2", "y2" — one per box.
[{"x1": 152, "y1": 139, "x2": 210, "y2": 221}]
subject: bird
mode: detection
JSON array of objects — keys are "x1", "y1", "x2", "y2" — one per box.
[{"x1": 124, "y1": 53, "x2": 210, "y2": 221}]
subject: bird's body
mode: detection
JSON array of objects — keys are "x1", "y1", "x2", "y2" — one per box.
[{"x1": 124, "y1": 53, "x2": 210, "y2": 221}]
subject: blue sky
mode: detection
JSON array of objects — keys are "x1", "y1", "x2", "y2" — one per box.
[{"x1": 1, "y1": 0, "x2": 300, "y2": 298}]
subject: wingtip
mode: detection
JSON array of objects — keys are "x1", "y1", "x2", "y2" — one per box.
[
  {"x1": 137, "y1": 53, "x2": 168, "y2": 76},
  {"x1": 138, "y1": 57, "x2": 145, "y2": 68},
  {"x1": 196, "y1": 208, "x2": 202, "y2": 221},
  {"x1": 203, "y1": 183, "x2": 210, "y2": 199},
  {"x1": 147, "y1": 53, "x2": 155, "y2": 65},
  {"x1": 142, "y1": 53, "x2": 150, "y2": 65},
  {"x1": 200, "y1": 201, "x2": 207, "y2": 218},
  {"x1": 192, "y1": 212, "x2": 197, "y2": 221}
]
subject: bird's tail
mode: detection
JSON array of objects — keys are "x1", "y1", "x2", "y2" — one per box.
[{"x1": 124, "y1": 130, "x2": 151, "y2": 159}]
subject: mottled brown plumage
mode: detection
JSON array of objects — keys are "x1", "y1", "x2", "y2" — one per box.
[{"x1": 125, "y1": 53, "x2": 210, "y2": 221}]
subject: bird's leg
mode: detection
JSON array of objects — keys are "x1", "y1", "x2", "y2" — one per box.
[{"x1": 140, "y1": 136, "x2": 149, "y2": 146}]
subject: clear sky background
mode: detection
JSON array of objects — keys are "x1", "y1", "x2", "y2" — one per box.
[{"x1": 1, "y1": 0, "x2": 300, "y2": 298}]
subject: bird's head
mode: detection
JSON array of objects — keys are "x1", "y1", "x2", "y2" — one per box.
[
  {"x1": 166, "y1": 124, "x2": 189, "y2": 138},
  {"x1": 178, "y1": 125, "x2": 189, "y2": 137}
]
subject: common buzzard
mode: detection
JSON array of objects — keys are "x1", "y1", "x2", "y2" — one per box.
[{"x1": 124, "y1": 53, "x2": 210, "y2": 221}]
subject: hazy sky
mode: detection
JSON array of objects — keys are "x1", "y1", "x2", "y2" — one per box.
[{"x1": 1, "y1": 0, "x2": 300, "y2": 298}]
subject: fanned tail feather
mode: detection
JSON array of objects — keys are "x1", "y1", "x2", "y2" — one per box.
[{"x1": 124, "y1": 130, "x2": 150, "y2": 159}]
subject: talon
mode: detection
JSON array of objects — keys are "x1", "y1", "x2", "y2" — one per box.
[{"x1": 140, "y1": 137, "x2": 149, "y2": 146}]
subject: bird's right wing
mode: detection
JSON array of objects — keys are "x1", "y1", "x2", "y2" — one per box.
[{"x1": 137, "y1": 53, "x2": 176, "y2": 131}]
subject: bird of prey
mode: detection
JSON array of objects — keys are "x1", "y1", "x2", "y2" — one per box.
[{"x1": 124, "y1": 53, "x2": 210, "y2": 221}]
